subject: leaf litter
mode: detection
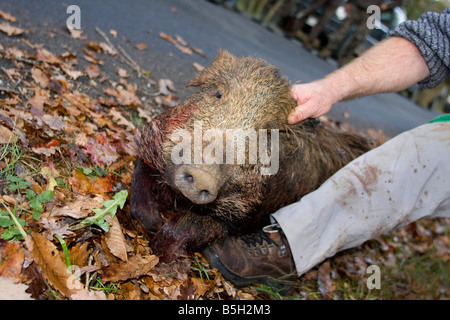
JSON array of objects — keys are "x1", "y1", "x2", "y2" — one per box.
[
  {"x1": 0, "y1": 8, "x2": 448, "y2": 301},
  {"x1": 0, "y1": 8, "x2": 252, "y2": 301}
]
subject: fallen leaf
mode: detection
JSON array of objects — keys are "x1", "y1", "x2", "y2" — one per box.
[
  {"x1": 1, "y1": 195, "x2": 17, "y2": 206},
  {"x1": 51, "y1": 195, "x2": 104, "y2": 219},
  {"x1": 0, "y1": 125, "x2": 13, "y2": 144},
  {"x1": 36, "y1": 48, "x2": 60, "y2": 64},
  {"x1": 4, "y1": 45, "x2": 25, "y2": 59},
  {"x1": 74, "y1": 131, "x2": 88, "y2": 146},
  {"x1": 68, "y1": 29, "x2": 87, "y2": 39},
  {"x1": 90, "y1": 174, "x2": 113, "y2": 194},
  {"x1": 0, "y1": 21, "x2": 25, "y2": 36},
  {"x1": 117, "y1": 67, "x2": 130, "y2": 78},
  {"x1": 70, "y1": 289, "x2": 106, "y2": 300},
  {"x1": 175, "y1": 43, "x2": 192, "y2": 55},
  {"x1": 27, "y1": 233, "x2": 85, "y2": 298},
  {"x1": 154, "y1": 94, "x2": 179, "y2": 108},
  {"x1": 31, "y1": 67, "x2": 50, "y2": 88},
  {"x1": 82, "y1": 134, "x2": 119, "y2": 167},
  {"x1": 98, "y1": 42, "x2": 117, "y2": 55},
  {"x1": 110, "y1": 108, "x2": 135, "y2": 131},
  {"x1": 40, "y1": 217, "x2": 73, "y2": 239},
  {"x1": 190, "y1": 277, "x2": 215, "y2": 298},
  {"x1": 318, "y1": 260, "x2": 335, "y2": 300},
  {"x1": 42, "y1": 114, "x2": 66, "y2": 131},
  {"x1": 121, "y1": 281, "x2": 143, "y2": 300},
  {"x1": 69, "y1": 242, "x2": 92, "y2": 269},
  {"x1": 1, "y1": 67, "x2": 20, "y2": 79},
  {"x1": 191, "y1": 45, "x2": 206, "y2": 57},
  {"x1": 101, "y1": 254, "x2": 159, "y2": 283},
  {"x1": 47, "y1": 75, "x2": 71, "y2": 94},
  {"x1": 174, "y1": 35, "x2": 188, "y2": 47},
  {"x1": 83, "y1": 51, "x2": 104, "y2": 65},
  {"x1": 137, "y1": 107, "x2": 154, "y2": 122},
  {"x1": 105, "y1": 215, "x2": 128, "y2": 262},
  {"x1": 31, "y1": 146, "x2": 57, "y2": 157},
  {"x1": 27, "y1": 88, "x2": 50, "y2": 111},
  {"x1": 40, "y1": 166, "x2": 59, "y2": 191},
  {"x1": 159, "y1": 32, "x2": 176, "y2": 44},
  {"x1": 135, "y1": 42, "x2": 147, "y2": 51},
  {"x1": 104, "y1": 83, "x2": 142, "y2": 108},
  {"x1": 0, "y1": 241, "x2": 24, "y2": 279},
  {"x1": 157, "y1": 78, "x2": 176, "y2": 96},
  {"x1": 68, "y1": 169, "x2": 93, "y2": 194},
  {"x1": 84, "y1": 64, "x2": 100, "y2": 78},
  {"x1": 61, "y1": 65, "x2": 84, "y2": 80},
  {"x1": 148, "y1": 258, "x2": 191, "y2": 284},
  {"x1": 0, "y1": 9, "x2": 17, "y2": 22},
  {"x1": 193, "y1": 62, "x2": 204, "y2": 72}
]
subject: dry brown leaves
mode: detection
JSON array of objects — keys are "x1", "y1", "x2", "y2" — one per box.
[
  {"x1": 0, "y1": 9, "x2": 248, "y2": 300},
  {"x1": 159, "y1": 32, "x2": 206, "y2": 58}
]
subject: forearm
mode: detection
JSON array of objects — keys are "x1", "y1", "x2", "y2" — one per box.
[{"x1": 321, "y1": 36, "x2": 430, "y2": 104}]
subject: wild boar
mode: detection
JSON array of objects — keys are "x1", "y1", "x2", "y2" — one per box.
[{"x1": 131, "y1": 50, "x2": 371, "y2": 262}]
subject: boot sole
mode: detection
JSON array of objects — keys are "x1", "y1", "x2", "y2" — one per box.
[{"x1": 204, "y1": 247, "x2": 294, "y2": 295}]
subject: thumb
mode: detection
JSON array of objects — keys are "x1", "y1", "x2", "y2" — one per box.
[{"x1": 288, "y1": 105, "x2": 309, "y2": 124}]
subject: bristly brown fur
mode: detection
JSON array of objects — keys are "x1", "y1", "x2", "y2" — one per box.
[{"x1": 131, "y1": 50, "x2": 372, "y2": 262}]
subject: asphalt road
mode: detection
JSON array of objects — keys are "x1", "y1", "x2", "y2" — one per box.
[{"x1": 1, "y1": 0, "x2": 439, "y2": 136}]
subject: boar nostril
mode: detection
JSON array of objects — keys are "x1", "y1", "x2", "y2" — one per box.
[
  {"x1": 200, "y1": 190, "x2": 210, "y2": 199},
  {"x1": 183, "y1": 173, "x2": 194, "y2": 184}
]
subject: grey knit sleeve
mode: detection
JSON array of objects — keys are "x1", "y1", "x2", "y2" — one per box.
[{"x1": 389, "y1": 8, "x2": 450, "y2": 89}]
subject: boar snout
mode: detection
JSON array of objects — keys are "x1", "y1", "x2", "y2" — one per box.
[{"x1": 174, "y1": 165, "x2": 218, "y2": 204}]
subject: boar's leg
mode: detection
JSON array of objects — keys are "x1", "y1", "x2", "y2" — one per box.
[
  {"x1": 130, "y1": 158, "x2": 165, "y2": 235},
  {"x1": 151, "y1": 212, "x2": 227, "y2": 262}
]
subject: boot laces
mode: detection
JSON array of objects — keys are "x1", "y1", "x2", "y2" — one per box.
[{"x1": 241, "y1": 223, "x2": 287, "y2": 257}]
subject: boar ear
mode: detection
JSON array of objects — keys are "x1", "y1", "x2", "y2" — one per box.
[
  {"x1": 186, "y1": 50, "x2": 236, "y2": 87},
  {"x1": 214, "y1": 50, "x2": 236, "y2": 64}
]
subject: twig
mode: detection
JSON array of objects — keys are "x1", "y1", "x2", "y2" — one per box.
[
  {"x1": 95, "y1": 26, "x2": 151, "y2": 79},
  {"x1": 94, "y1": 26, "x2": 115, "y2": 51},
  {"x1": 14, "y1": 56, "x2": 38, "y2": 66},
  {"x1": 117, "y1": 45, "x2": 142, "y2": 78}
]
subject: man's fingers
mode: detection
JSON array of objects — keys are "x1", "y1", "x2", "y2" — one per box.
[{"x1": 288, "y1": 106, "x2": 308, "y2": 124}]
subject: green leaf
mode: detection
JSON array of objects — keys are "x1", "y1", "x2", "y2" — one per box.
[
  {"x1": 0, "y1": 211, "x2": 15, "y2": 227},
  {"x1": 0, "y1": 211, "x2": 25, "y2": 241},
  {"x1": 2, "y1": 227, "x2": 21, "y2": 241},
  {"x1": 6, "y1": 174, "x2": 31, "y2": 192},
  {"x1": 77, "y1": 167, "x2": 94, "y2": 176},
  {"x1": 28, "y1": 190, "x2": 54, "y2": 221},
  {"x1": 25, "y1": 189, "x2": 36, "y2": 200},
  {"x1": 32, "y1": 210, "x2": 40, "y2": 221},
  {"x1": 6, "y1": 175, "x2": 22, "y2": 183},
  {"x1": 28, "y1": 198, "x2": 43, "y2": 214},
  {"x1": 18, "y1": 180, "x2": 31, "y2": 189},
  {"x1": 73, "y1": 190, "x2": 128, "y2": 232},
  {"x1": 55, "y1": 235, "x2": 71, "y2": 269},
  {"x1": 38, "y1": 190, "x2": 54, "y2": 203},
  {"x1": 95, "y1": 218, "x2": 110, "y2": 232}
]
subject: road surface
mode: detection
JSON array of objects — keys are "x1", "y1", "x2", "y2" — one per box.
[{"x1": 1, "y1": 0, "x2": 439, "y2": 136}]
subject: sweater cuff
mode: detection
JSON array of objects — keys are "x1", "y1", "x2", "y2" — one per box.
[{"x1": 389, "y1": 9, "x2": 449, "y2": 89}]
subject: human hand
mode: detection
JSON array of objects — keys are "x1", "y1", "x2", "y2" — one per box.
[{"x1": 288, "y1": 81, "x2": 335, "y2": 124}]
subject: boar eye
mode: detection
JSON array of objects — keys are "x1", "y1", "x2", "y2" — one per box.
[{"x1": 215, "y1": 91, "x2": 223, "y2": 99}]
